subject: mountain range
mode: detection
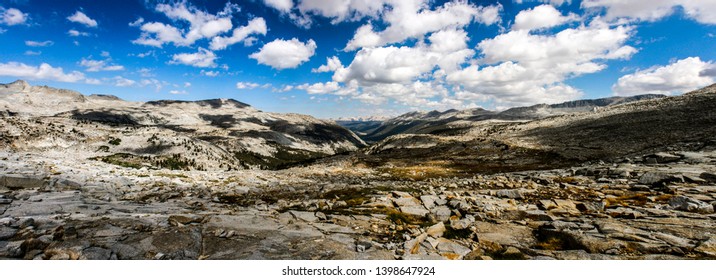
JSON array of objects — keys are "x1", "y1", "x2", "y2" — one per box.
[
  {"x1": 0, "y1": 80, "x2": 364, "y2": 170},
  {"x1": 343, "y1": 94, "x2": 666, "y2": 143},
  {"x1": 355, "y1": 84, "x2": 716, "y2": 174},
  {"x1": 4, "y1": 79, "x2": 713, "y2": 173}
]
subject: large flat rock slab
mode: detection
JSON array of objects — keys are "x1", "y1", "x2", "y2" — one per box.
[
  {"x1": 1, "y1": 175, "x2": 46, "y2": 190},
  {"x1": 204, "y1": 214, "x2": 282, "y2": 232}
]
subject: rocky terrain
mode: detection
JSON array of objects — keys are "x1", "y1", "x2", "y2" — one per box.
[
  {"x1": 1, "y1": 81, "x2": 716, "y2": 260},
  {"x1": 0, "y1": 80, "x2": 365, "y2": 171},
  {"x1": 359, "y1": 85, "x2": 716, "y2": 173}
]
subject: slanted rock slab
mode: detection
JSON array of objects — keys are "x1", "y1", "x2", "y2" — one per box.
[
  {"x1": 426, "y1": 222, "x2": 446, "y2": 238},
  {"x1": 695, "y1": 237, "x2": 716, "y2": 257},
  {"x1": 669, "y1": 196, "x2": 714, "y2": 214},
  {"x1": 400, "y1": 205, "x2": 429, "y2": 217}
]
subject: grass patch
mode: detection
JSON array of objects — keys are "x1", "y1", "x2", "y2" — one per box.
[
  {"x1": 108, "y1": 137, "x2": 121, "y2": 146},
  {"x1": 155, "y1": 173, "x2": 189, "y2": 179},
  {"x1": 233, "y1": 145, "x2": 328, "y2": 170},
  {"x1": 534, "y1": 237, "x2": 568, "y2": 251},
  {"x1": 93, "y1": 153, "x2": 144, "y2": 169},
  {"x1": 156, "y1": 154, "x2": 193, "y2": 170},
  {"x1": 378, "y1": 162, "x2": 461, "y2": 180},
  {"x1": 92, "y1": 153, "x2": 200, "y2": 171},
  {"x1": 217, "y1": 189, "x2": 309, "y2": 206}
]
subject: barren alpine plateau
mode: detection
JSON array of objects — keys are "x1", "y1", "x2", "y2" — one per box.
[{"x1": 2, "y1": 79, "x2": 716, "y2": 260}]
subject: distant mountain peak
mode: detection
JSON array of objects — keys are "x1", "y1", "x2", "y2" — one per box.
[
  {"x1": 88, "y1": 94, "x2": 122, "y2": 101},
  {"x1": 1, "y1": 80, "x2": 31, "y2": 92},
  {"x1": 9, "y1": 79, "x2": 30, "y2": 88},
  {"x1": 0, "y1": 80, "x2": 86, "y2": 106},
  {"x1": 346, "y1": 93, "x2": 670, "y2": 143},
  {"x1": 685, "y1": 83, "x2": 716, "y2": 96}
]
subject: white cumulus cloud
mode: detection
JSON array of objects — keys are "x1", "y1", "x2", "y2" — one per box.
[
  {"x1": 310, "y1": 28, "x2": 475, "y2": 108},
  {"x1": 514, "y1": 0, "x2": 572, "y2": 5},
  {"x1": 613, "y1": 57, "x2": 716, "y2": 96},
  {"x1": 334, "y1": 29, "x2": 474, "y2": 85},
  {"x1": 170, "y1": 48, "x2": 217, "y2": 68},
  {"x1": 133, "y1": 22, "x2": 185, "y2": 48},
  {"x1": 512, "y1": 4, "x2": 578, "y2": 31},
  {"x1": 297, "y1": 81, "x2": 341, "y2": 94},
  {"x1": 140, "y1": 79, "x2": 167, "y2": 91},
  {"x1": 298, "y1": 0, "x2": 387, "y2": 24},
  {"x1": 345, "y1": 0, "x2": 501, "y2": 50},
  {"x1": 209, "y1": 18, "x2": 267, "y2": 50},
  {"x1": 79, "y1": 58, "x2": 125, "y2": 72},
  {"x1": 263, "y1": 0, "x2": 294, "y2": 13},
  {"x1": 0, "y1": 61, "x2": 87, "y2": 83},
  {"x1": 312, "y1": 56, "x2": 343, "y2": 73},
  {"x1": 132, "y1": 2, "x2": 239, "y2": 48},
  {"x1": 236, "y1": 82, "x2": 260, "y2": 89},
  {"x1": 1, "y1": 7, "x2": 28, "y2": 25},
  {"x1": 68, "y1": 29, "x2": 90, "y2": 37},
  {"x1": 478, "y1": 21, "x2": 636, "y2": 67},
  {"x1": 334, "y1": 46, "x2": 441, "y2": 84},
  {"x1": 201, "y1": 70, "x2": 219, "y2": 77},
  {"x1": 446, "y1": 18, "x2": 637, "y2": 107},
  {"x1": 582, "y1": 0, "x2": 716, "y2": 24},
  {"x1": 113, "y1": 76, "x2": 136, "y2": 87},
  {"x1": 67, "y1": 11, "x2": 98, "y2": 27},
  {"x1": 249, "y1": 38, "x2": 317, "y2": 69},
  {"x1": 286, "y1": 4, "x2": 646, "y2": 110}
]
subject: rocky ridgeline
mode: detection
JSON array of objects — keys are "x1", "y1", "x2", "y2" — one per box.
[
  {"x1": 0, "y1": 80, "x2": 365, "y2": 171},
  {"x1": 1, "y1": 150, "x2": 716, "y2": 260},
  {"x1": 349, "y1": 94, "x2": 666, "y2": 143}
]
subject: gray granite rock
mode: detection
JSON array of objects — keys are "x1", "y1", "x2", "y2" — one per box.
[{"x1": 669, "y1": 196, "x2": 714, "y2": 214}]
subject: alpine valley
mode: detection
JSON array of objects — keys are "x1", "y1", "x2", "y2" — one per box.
[{"x1": 2, "y1": 80, "x2": 716, "y2": 260}]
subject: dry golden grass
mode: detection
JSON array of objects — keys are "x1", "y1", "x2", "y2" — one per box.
[
  {"x1": 534, "y1": 237, "x2": 565, "y2": 251},
  {"x1": 379, "y1": 161, "x2": 460, "y2": 180},
  {"x1": 605, "y1": 193, "x2": 652, "y2": 207},
  {"x1": 553, "y1": 176, "x2": 580, "y2": 184}
]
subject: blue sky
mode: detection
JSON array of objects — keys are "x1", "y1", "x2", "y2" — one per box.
[{"x1": 1, "y1": 0, "x2": 715, "y2": 118}]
